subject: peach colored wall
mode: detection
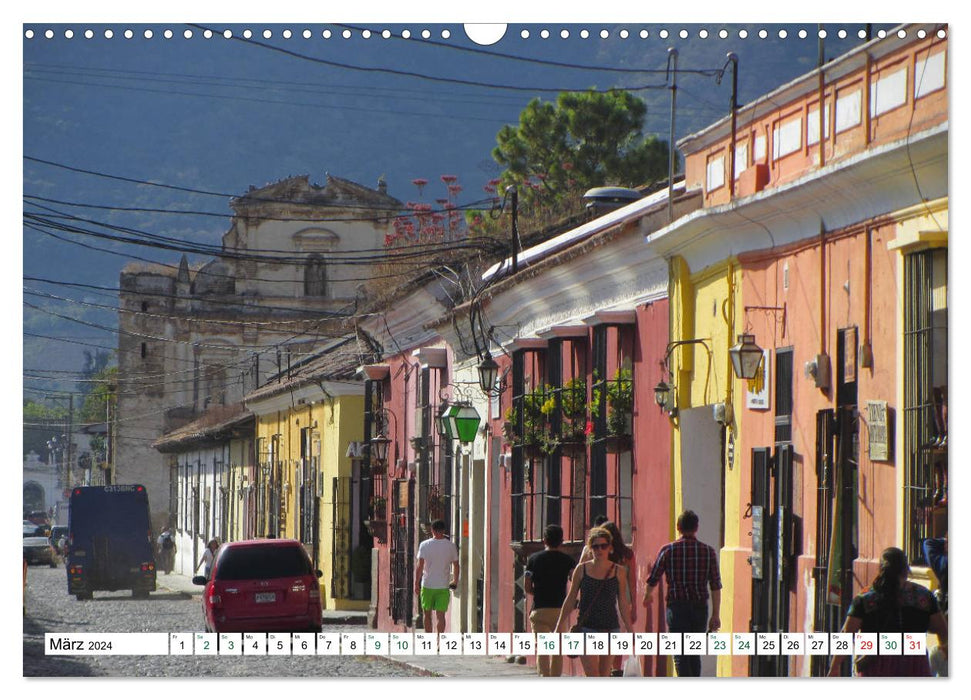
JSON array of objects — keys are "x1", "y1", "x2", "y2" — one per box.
[
  {"x1": 732, "y1": 221, "x2": 900, "y2": 673},
  {"x1": 683, "y1": 36, "x2": 947, "y2": 206}
]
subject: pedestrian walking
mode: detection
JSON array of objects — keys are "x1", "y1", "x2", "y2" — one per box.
[
  {"x1": 828, "y1": 547, "x2": 947, "y2": 677},
  {"x1": 157, "y1": 527, "x2": 176, "y2": 574},
  {"x1": 578, "y1": 520, "x2": 638, "y2": 675},
  {"x1": 555, "y1": 526, "x2": 633, "y2": 677},
  {"x1": 524, "y1": 524, "x2": 576, "y2": 677},
  {"x1": 196, "y1": 538, "x2": 219, "y2": 581},
  {"x1": 644, "y1": 510, "x2": 721, "y2": 677},
  {"x1": 415, "y1": 519, "x2": 459, "y2": 634}
]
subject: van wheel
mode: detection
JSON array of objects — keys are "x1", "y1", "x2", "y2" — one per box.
[
  {"x1": 76, "y1": 592, "x2": 92, "y2": 601},
  {"x1": 49, "y1": 561, "x2": 57, "y2": 569}
]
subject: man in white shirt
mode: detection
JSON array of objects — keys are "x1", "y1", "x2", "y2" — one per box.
[{"x1": 415, "y1": 519, "x2": 459, "y2": 633}]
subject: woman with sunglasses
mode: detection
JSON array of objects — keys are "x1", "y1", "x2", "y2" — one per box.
[{"x1": 556, "y1": 527, "x2": 633, "y2": 676}]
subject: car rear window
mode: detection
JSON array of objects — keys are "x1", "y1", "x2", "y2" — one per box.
[{"x1": 214, "y1": 545, "x2": 312, "y2": 580}]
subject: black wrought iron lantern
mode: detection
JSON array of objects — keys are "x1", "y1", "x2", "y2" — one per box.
[
  {"x1": 477, "y1": 352, "x2": 500, "y2": 395},
  {"x1": 370, "y1": 432, "x2": 391, "y2": 462}
]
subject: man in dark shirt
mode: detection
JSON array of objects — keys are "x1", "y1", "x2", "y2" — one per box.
[
  {"x1": 644, "y1": 510, "x2": 722, "y2": 677},
  {"x1": 525, "y1": 524, "x2": 576, "y2": 677}
]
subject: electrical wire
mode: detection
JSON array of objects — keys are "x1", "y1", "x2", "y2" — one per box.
[{"x1": 188, "y1": 23, "x2": 674, "y2": 94}]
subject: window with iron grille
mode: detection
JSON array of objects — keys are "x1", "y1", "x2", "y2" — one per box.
[
  {"x1": 547, "y1": 337, "x2": 590, "y2": 543},
  {"x1": 169, "y1": 462, "x2": 178, "y2": 530},
  {"x1": 774, "y1": 348, "x2": 794, "y2": 446},
  {"x1": 363, "y1": 379, "x2": 384, "y2": 520},
  {"x1": 903, "y1": 248, "x2": 948, "y2": 563},
  {"x1": 299, "y1": 427, "x2": 315, "y2": 546},
  {"x1": 510, "y1": 347, "x2": 548, "y2": 543},
  {"x1": 589, "y1": 323, "x2": 635, "y2": 540},
  {"x1": 268, "y1": 434, "x2": 282, "y2": 539}
]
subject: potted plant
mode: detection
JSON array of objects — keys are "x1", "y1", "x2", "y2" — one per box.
[
  {"x1": 370, "y1": 495, "x2": 387, "y2": 518},
  {"x1": 506, "y1": 385, "x2": 553, "y2": 456},
  {"x1": 606, "y1": 366, "x2": 633, "y2": 436},
  {"x1": 365, "y1": 496, "x2": 388, "y2": 542},
  {"x1": 589, "y1": 366, "x2": 633, "y2": 452},
  {"x1": 410, "y1": 435, "x2": 428, "y2": 452},
  {"x1": 558, "y1": 377, "x2": 588, "y2": 450}
]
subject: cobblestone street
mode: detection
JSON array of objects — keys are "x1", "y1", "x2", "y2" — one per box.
[{"x1": 23, "y1": 564, "x2": 424, "y2": 678}]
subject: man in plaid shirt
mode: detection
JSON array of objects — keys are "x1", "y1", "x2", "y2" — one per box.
[{"x1": 644, "y1": 510, "x2": 722, "y2": 676}]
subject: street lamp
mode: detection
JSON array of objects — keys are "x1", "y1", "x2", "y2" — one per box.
[
  {"x1": 438, "y1": 403, "x2": 482, "y2": 444},
  {"x1": 368, "y1": 408, "x2": 398, "y2": 464},
  {"x1": 477, "y1": 352, "x2": 500, "y2": 395},
  {"x1": 653, "y1": 380, "x2": 677, "y2": 418},
  {"x1": 370, "y1": 432, "x2": 391, "y2": 462},
  {"x1": 729, "y1": 334, "x2": 764, "y2": 380}
]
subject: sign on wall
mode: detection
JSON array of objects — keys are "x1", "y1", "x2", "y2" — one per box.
[
  {"x1": 746, "y1": 349, "x2": 772, "y2": 410},
  {"x1": 866, "y1": 400, "x2": 891, "y2": 461}
]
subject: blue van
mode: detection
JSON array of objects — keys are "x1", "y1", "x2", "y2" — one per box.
[{"x1": 67, "y1": 485, "x2": 157, "y2": 600}]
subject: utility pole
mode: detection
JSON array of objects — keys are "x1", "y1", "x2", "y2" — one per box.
[
  {"x1": 508, "y1": 185, "x2": 520, "y2": 274},
  {"x1": 667, "y1": 48, "x2": 679, "y2": 222},
  {"x1": 67, "y1": 394, "x2": 74, "y2": 488}
]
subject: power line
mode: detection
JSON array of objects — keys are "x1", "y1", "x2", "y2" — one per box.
[
  {"x1": 22, "y1": 277, "x2": 360, "y2": 316},
  {"x1": 190, "y1": 23, "x2": 674, "y2": 94},
  {"x1": 24, "y1": 197, "x2": 502, "y2": 262},
  {"x1": 24, "y1": 287, "x2": 344, "y2": 330},
  {"x1": 24, "y1": 60, "x2": 533, "y2": 107},
  {"x1": 24, "y1": 154, "x2": 403, "y2": 212},
  {"x1": 25, "y1": 73, "x2": 517, "y2": 126},
  {"x1": 334, "y1": 23, "x2": 725, "y2": 78}
]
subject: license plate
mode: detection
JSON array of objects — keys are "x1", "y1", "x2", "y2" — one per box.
[{"x1": 254, "y1": 592, "x2": 276, "y2": 603}]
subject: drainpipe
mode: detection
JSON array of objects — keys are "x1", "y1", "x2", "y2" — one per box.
[
  {"x1": 726, "y1": 53, "x2": 739, "y2": 200},
  {"x1": 860, "y1": 226, "x2": 874, "y2": 368}
]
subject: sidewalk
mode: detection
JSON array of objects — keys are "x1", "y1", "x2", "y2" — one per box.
[{"x1": 155, "y1": 572, "x2": 537, "y2": 678}]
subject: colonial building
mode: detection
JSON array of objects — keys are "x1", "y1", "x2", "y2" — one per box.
[
  {"x1": 655, "y1": 25, "x2": 946, "y2": 676},
  {"x1": 435, "y1": 182, "x2": 699, "y2": 675},
  {"x1": 117, "y1": 174, "x2": 400, "y2": 532},
  {"x1": 243, "y1": 334, "x2": 373, "y2": 611},
  {"x1": 153, "y1": 403, "x2": 254, "y2": 576}
]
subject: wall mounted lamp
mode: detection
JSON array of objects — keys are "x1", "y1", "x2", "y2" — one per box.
[
  {"x1": 728, "y1": 333, "x2": 765, "y2": 380},
  {"x1": 477, "y1": 351, "x2": 511, "y2": 399},
  {"x1": 369, "y1": 408, "x2": 398, "y2": 463},
  {"x1": 653, "y1": 380, "x2": 678, "y2": 418},
  {"x1": 438, "y1": 402, "x2": 482, "y2": 444}
]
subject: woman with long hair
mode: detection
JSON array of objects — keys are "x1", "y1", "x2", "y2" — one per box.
[
  {"x1": 579, "y1": 520, "x2": 638, "y2": 674},
  {"x1": 828, "y1": 547, "x2": 947, "y2": 676},
  {"x1": 556, "y1": 527, "x2": 633, "y2": 677}
]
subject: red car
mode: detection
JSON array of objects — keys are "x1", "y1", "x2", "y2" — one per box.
[{"x1": 193, "y1": 539, "x2": 323, "y2": 633}]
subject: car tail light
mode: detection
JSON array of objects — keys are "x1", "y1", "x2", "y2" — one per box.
[
  {"x1": 208, "y1": 583, "x2": 222, "y2": 606},
  {"x1": 140, "y1": 562, "x2": 155, "y2": 572},
  {"x1": 69, "y1": 565, "x2": 83, "y2": 575},
  {"x1": 309, "y1": 587, "x2": 320, "y2": 601}
]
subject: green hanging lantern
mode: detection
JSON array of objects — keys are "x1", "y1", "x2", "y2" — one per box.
[{"x1": 439, "y1": 403, "x2": 481, "y2": 443}]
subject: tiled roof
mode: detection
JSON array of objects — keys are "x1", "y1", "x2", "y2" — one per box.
[
  {"x1": 153, "y1": 403, "x2": 253, "y2": 452},
  {"x1": 243, "y1": 335, "x2": 366, "y2": 403}
]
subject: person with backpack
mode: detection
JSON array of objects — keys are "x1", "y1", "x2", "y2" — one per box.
[{"x1": 157, "y1": 527, "x2": 176, "y2": 574}]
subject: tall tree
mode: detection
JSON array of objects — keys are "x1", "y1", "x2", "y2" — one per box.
[{"x1": 491, "y1": 90, "x2": 669, "y2": 210}]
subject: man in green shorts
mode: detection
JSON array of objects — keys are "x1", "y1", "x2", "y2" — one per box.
[{"x1": 415, "y1": 519, "x2": 460, "y2": 633}]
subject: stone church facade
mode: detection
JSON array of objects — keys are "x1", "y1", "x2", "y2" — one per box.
[{"x1": 116, "y1": 174, "x2": 400, "y2": 531}]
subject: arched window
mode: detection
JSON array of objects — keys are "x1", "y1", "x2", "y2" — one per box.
[{"x1": 304, "y1": 254, "x2": 327, "y2": 297}]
